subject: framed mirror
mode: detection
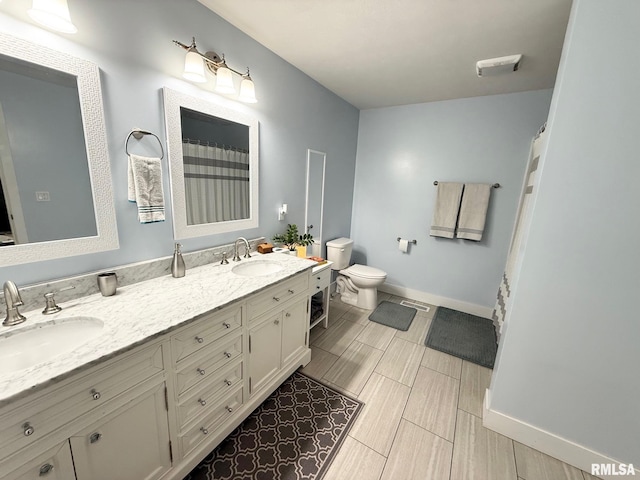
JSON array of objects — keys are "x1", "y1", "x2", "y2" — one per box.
[
  {"x1": 0, "y1": 33, "x2": 118, "y2": 267},
  {"x1": 305, "y1": 149, "x2": 326, "y2": 258},
  {"x1": 163, "y1": 87, "x2": 259, "y2": 239}
]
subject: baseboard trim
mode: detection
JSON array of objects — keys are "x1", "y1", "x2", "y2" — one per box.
[
  {"x1": 379, "y1": 283, "x2": 493, "y2": 319},
  {"x1": 483, "y1": 389, "x2": 639, "y2": 479}
]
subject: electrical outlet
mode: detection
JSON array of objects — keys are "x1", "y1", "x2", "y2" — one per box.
[{"x1": 36, "y1": 191, "x2": 50, "y2": 202}]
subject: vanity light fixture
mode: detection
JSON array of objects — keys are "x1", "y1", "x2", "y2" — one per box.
[
  {"x1": 173, "y1": 37, "x2": 257, "y2": 104},
  {"x1": 28, "y1": 0, "x2": 78, "y2": 34}
]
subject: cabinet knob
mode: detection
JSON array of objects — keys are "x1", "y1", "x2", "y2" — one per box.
[
  {"x1": 288, "y1": 289, "x2": 295, "y2": 294},
  {"x1": 224, "y1": 379, "x2": 232, "y2": 386},
  {"x1": 222, "y1": 322, "x2": 231, "y2": 329},
  {"x1": 89, "y1": 432, "x2": 102, "y2": 444},
  {"x1": 226, "y1": 406, "x2": 233, "y2": 413},
  {"x1": 273, "y1": 296, "x2": 280, "y2": 302},
  {"x1": 317, "y1": 286, "x2": 321, "y2": 289},
  {"x1": 201, "y1": 427, "x2": 209, "y2": 435},
  {"x1": 274, "y1": 319, "x2": 280, "y2": 325},
  {"x1": 195, "y1": 336, "x2": 204, "y2": 343},
  {"x1": 285, "y1": 312, "x2": 291, "y2": 317},
  {"x1": 224, "y1": 351, "x2": 232, "y2": 358},
  {"x1": 39, "y1": 463, "x2": 54, "y2": 476},
  {"x1": 22, "y1": 422, "x2": 34, "y2": 436},
  {"x1": 197, "y1": 368, "x2": 206, "y2": 375},
  {"x1": 198, "y1": 398, "x2": 206, "y2": 406},
  {"x1": 317, "y1": 276, "x2": 321, "y2": 280},
  {"x1": 91, "y1": 389, "x2": 101, "y2": 400}
]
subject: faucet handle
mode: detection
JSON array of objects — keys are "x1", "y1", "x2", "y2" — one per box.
[
  {"x1": 42, "y1": 286, "x2": 75, "y2": 315},
  {"x1": 220, "y1": 252, "x2": 229, "y2": 265}
]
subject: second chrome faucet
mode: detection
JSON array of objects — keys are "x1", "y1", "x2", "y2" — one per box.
[{"x1": 233, "y1": 237, "x2": 251, "y2": 261}]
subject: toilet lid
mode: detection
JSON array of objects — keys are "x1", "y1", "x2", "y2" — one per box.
[{"x1": 345, "y1": 264, "x2": 387, "y2": 279}]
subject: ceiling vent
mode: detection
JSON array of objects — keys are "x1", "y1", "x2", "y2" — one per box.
[{"x1": 476, "y1": 54, "x2": 522, "y2": 77}]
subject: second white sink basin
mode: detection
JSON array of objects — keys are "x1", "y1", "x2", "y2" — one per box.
[
  {"x1": 0, "y1": 317, "x2": 104, "y2": 375},
  {"x1": 232, "y1": 260, "x2": 283, "y2": 277}
]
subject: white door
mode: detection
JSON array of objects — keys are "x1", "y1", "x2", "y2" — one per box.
[{"x1": 305, "y1": 149, "x2": 326, "y2": 257}]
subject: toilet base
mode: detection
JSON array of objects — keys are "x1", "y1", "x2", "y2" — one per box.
[{"x1": 338, "y1": 287, "x2": 379, "y2": 310}]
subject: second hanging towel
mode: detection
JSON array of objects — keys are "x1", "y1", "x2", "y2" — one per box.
[{"x1": 456, "y1": 183, "x2": 491, "y2": 241}]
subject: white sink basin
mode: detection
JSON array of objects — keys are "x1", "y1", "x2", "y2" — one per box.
[
  {"x1": 0, "y1": 317, "x2": 104, "y2": 375},
  {"x1": 232, "y1": 260, "x2": 283, "y2": 277}
]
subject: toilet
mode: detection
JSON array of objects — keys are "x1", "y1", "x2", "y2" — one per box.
[{"x1": 326, "y1": 237, "x2": 387, "y2": 310}]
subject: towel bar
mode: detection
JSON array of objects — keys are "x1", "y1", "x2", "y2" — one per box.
[
  {"x1": 397, "y1": 238, "x2": 417, "y2": 244},
  {"x1": 125, "y1": 128, "x2": 165, "y2": 159},
  {"x1": 433, "y1": 181, "x2": 500, "y2": 188}
]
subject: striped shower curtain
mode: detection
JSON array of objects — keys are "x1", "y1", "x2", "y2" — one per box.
[
  {"x1": 181, "y1": 140, "x2": 250, "y2": 225},
  {"x1": 492, "y1": 126, "x2": 546, "y2": 341}
]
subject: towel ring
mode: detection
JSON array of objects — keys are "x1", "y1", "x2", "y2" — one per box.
[{"x1": 125, "y1": 128, "x2": 165, "y2": 160}]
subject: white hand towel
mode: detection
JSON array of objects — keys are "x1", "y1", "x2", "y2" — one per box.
[
  {"x1": 456, "y1": 183, "x2": 491, "y2": 241},
  {"x1": 127, "y1": 154, "x2": 165, "y2": 223},
  {"x1": 430, "y1": 182, "x2": 463, "y2": 238}
]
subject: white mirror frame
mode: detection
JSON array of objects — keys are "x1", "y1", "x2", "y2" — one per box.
[
  {"x1": 0, "y1": 33, "x2": 118, "y2": 267},
  {"x1": 305, "y1": 149, "x2": 326, "y2": 256},
  {"x1": 162, "y1": 87, "x2": 259, "y2": 240}
]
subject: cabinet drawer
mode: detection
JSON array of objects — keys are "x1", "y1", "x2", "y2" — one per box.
[
  {"x1": 175, "y1": 333, "x2": 242, "y2": 398},
  {"x1": 179, "y1": 386, "x2": 243, "y2": 458},
  {"x1": 176, "y1": 359, "x2": 243, "y2": 431},
  {"x1": 312, "y1": 267, "x2": 331, "y2": 293},
  {"x1": 247, "y1": 273, "x2": 309, "y2": 321},
  {"x1": 0, "y1": 342, "x2": 164, "y2": 460},
  {"x1": 171, "y1": 305, "x2": 242, "y2": 365}
]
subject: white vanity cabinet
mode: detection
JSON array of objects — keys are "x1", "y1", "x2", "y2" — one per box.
[{"x1": 7, "y1": 441, "x2": 75, "y2": 480}]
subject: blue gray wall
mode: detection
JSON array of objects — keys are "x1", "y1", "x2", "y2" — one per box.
[
  {"x1": 0, "y1": 0, "x2": 359, "y2": 285},
  {"x1": 351, "y1": 90, "x2": 552, "y2": 310},
  {"x1": 489, "y1": 0, "x2": 640, "y2": 467}
]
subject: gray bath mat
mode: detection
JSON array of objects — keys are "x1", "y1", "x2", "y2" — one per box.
[
  {"x1": 369, "y1": 301, "x2": 417, "y2": 331},
  {"x1": 425, "y1": 307, "x2": 497, "y2": 368}
]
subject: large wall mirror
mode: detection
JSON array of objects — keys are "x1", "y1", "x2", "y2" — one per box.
[
  {"x1": 305, "y1": 149, "x2": 326, "y2": 258},
  {"x1": 163, "y1": 88, "x2": 259, "y2": 239},
  {"x1": 0, "y1": 33, "x2": 118, "y2": 266}
]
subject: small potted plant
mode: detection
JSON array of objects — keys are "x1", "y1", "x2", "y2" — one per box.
[{"x1": 273, "y1": 224, "x2": 313, "y2": 256}]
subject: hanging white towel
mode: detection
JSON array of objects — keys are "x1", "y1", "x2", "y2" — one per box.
[
  {"x1": 456, "y1": 183, "x2": 491, "y2": 241},
  {"x1": 128, "y1": 154, "x2": 165, "y2": 223},
  {"x1": 430, "y1": 182, "x2": 464, "y2": 238}
]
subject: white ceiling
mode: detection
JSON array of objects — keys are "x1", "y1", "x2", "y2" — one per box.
[{"x1": 199, "y1": 0, "x2": 573, "y2": 110}]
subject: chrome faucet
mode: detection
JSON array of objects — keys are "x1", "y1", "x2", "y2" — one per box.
[
  {"x1": 3, "y1": 281, "x2": 26, "y2": 327},
  {"x1": 232, "y1": 237, "x2": 251, "y2": 261}
]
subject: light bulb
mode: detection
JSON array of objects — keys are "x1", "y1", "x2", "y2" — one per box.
[
  {"x1": 183, "y1": 50, "x2": 206, "y2": 83},
  {"x1": 215, "y1": 65, "x2": 236, "y2": 94},
  {"x1": 238, "y1": 77, "x2": 257, "y2": 103},
  {"x1": 28, "y1": 0, "x2": 78, "y2": 34}
]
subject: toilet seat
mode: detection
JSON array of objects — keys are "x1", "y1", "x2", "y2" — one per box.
[{"x1": 342, "y1": 264, "x2": 386, "y2": 280}]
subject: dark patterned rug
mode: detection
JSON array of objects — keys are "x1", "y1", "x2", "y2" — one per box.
[{"x1": 184, "y1": 371, "x2": 363, "y2": 480}]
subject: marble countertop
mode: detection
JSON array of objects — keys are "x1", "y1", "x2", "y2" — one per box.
[{"x1": 0, "y1": 253, "x2": 315, "y2": 406}]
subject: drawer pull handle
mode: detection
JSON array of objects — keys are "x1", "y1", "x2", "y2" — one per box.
[
  {"x1": 274, "y1": 319, "x2": 280, "y2": 325},
  {"x1": 23, "y1": 422, "x2": 34, "y2": 436},
  {"x1": 91, "y1": 389, "x2": 101, "y2": 400},
  {"x1": 89, "y1": 432, "x2": 102, "y2": 444},
  {"x1": 195, "y1": 336, "x2": 204, "y2": 343},
  {"x1": 285, "y1": 312, "x2": 291, "y2": 317},
  {"x1": 317, "y1": 276, "x2": 321, "y2": 280},
  {"x1": 273, "y1": 296, "x2": 280, "y2": 302},
  {"x1": 201, "y1": 427, "x2": 209, "y2": 435},
  {"x1": 224, "y1": 351, "x2": 232, "y2": 358},
  {"x1": 39, "y1": 463, "x2": 54, "y2": 476},
  {"x1": 317, "y1": 286, "x2": 321, "y2": 289},
  {"x1": 197, "y1": 368, "x2": 206, "y2": 375},
  {"x1": 198, "y1": 398, "x2": 206, "y2": 406},
  {"x1": 226, "y1": 406, "x2": 233, "y2": 413},
  {"x1": 222, "y1": 322, "x2": 231, "y2": 328},
  {"x1": 224, "y1": 379, "x2": 232, "y2": 386},
  {"x1": 288, "y1": 289, "x2": 295, "y2": 294}
]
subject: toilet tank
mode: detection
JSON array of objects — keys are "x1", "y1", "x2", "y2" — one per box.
[{"x1": 326, "y1": 237, "x2": 353, "y2": 270}]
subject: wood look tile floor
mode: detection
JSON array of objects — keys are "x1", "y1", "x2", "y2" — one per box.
[{"x1": 302, "y1": 293, "x2": 600, "y2": 480}]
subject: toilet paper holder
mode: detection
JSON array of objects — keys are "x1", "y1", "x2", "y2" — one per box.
[{"x1": 397, "y1": 237, "x2": 417, "y2": 244}]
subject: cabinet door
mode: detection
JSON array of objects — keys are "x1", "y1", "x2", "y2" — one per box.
[
  {"x1": 248, "y1": 312, "x2": 282, "y2": 396},
  {"x1": 7, "y1": 440, "x2": 75, "y2": 480},
  {"x1": 281, "y1": 297, "x2": 309, "y2": 366},
  {"x1": 69, "y1": 383, "x2": 171, "y2": 480}
]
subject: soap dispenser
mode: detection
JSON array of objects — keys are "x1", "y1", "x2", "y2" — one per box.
[{"x1": 171, "y1": 243, "x2": 186, "y2": 278}]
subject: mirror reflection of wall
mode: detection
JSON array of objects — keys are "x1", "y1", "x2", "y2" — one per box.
[
  {"x1": 180, "y1": 107, "x2": 250, "y2": 226},
  {"x1": 0, "y1": 54, "x2": 96, "y2": 246}
]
